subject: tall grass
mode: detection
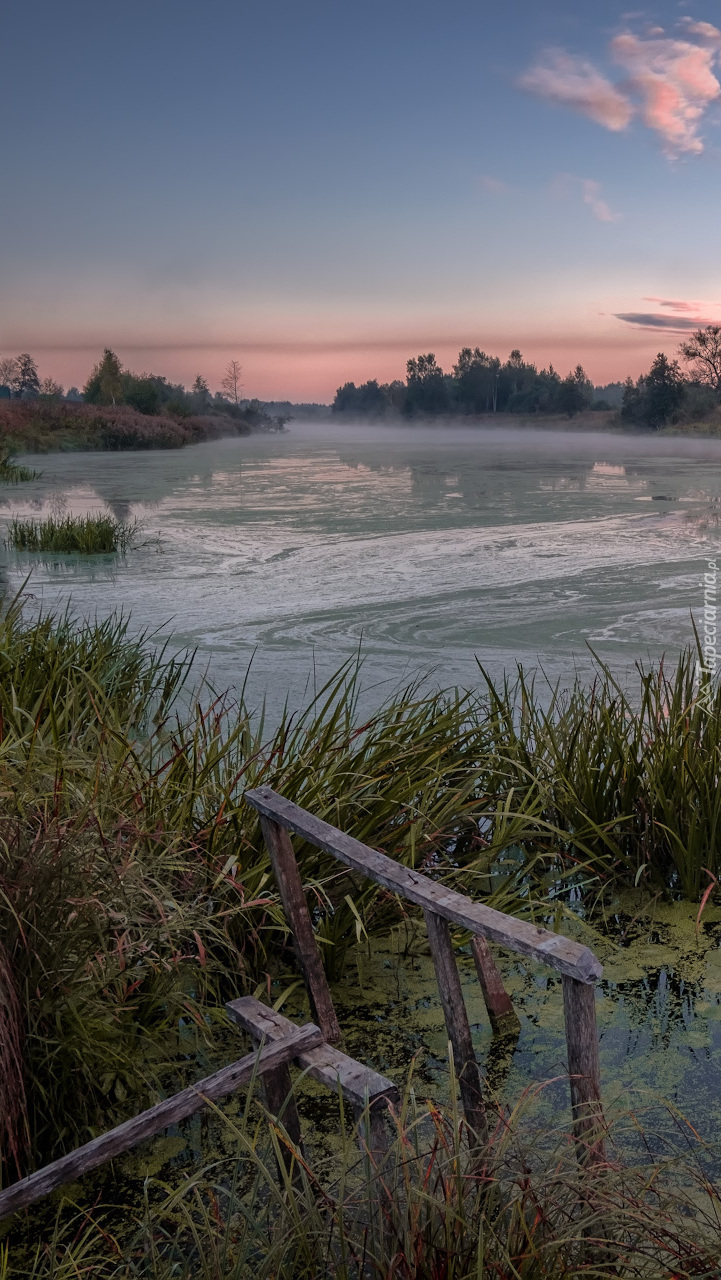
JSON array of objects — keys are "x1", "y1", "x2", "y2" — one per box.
[
  {"x1": 1, "y1": 593, "x2": 721, "y2": 1194},
  {"x1": 6, "y1": 514, "x2": 136, "y2": 553},
  {"x1": 468, "y1": 648, "x2": 721, "y2": 900},
  {"x1": 0, "y1": 449, "x2": 40, "y2": 483},
  {"x1": 4, "y1": 1083, "x2": 721, "y2": 1277}
]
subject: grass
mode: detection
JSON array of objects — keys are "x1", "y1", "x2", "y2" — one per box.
[
  {"x1": 0, "y1": 401, "x2": 249, "y2": 453},
  {"x1": 3, "y1": 1080, "x2": 721, "y2": 1277},
  {"x1": 6, "y1": 514, "x2": 137, "y2": 554},
  {"x1": 0, "y1": 449, "x2": 40, "y2": 483},
  {"x1": 2, "y1": 599, "x2": 721, "y2": 1270}
]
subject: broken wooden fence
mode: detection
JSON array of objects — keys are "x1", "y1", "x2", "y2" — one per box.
[{"x1": 245, "y1": 784, "x2": 605, "y2": 1163}]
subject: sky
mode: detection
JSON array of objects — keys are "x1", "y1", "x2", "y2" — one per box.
[{"x1": 1, "y1": 0, "x2": 721, "y2": 401}]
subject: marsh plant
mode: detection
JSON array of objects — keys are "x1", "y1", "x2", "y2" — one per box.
[
  {"x1": 4, "y1": 1084, "x2": 721, "y2": 1278},
  {"x1": 0, "y1": 448, "x2": 40, "y2": 483},
  {"x1": 2, "y1": 593, "x2": 721, "y2": 1223},
  {"x1": 6, "y1": 514, "x2": 137, "y2": 554}
]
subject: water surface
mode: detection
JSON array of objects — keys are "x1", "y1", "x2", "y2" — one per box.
[{"x1": 3, "y1": 421, "x2": 720, "y2": 712}]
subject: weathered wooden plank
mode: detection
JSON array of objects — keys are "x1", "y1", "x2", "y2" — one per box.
[
  {"x1": 424, "y1": 910, "x2": 488, "y2": 1147},
  {"x1": 0, "y1": 1024, "x2": 323, "y2": 1222},
  {"x1": 245, "y1": 787, "x2": 602, "y2": 984},
  {"x1": 259, "y1": 814, "x2": 341, "y2": 1042},
  {"x1": 226, "y1": 997, "x2": 399, "y2": 1109},
  {"x1": 562, "y1": 975, "x2": 606, "y2": 1165},
  {"x1": 471, "y1": 936, "x2": 520, "y2": 1037}
]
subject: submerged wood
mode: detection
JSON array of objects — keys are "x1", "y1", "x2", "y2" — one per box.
[
  {"x1": 424, "y1": 909, "x2": 488, "y2": 1147},
  {"x1": 245, "y1": 787, "x2": 602, "y2": 983},
  {"x1": 562, "y1": 975, "x2": 606, "y2": 1164},
  {"x1": 0, "y1": 1023, "x2": 323, "y2": 1221},
  {"x1": 259, "y1": 814, "x2": 341, "y2": 1042},
  {"x1": 471, "y1": 936, "x2": 521, "y2": 1037}
]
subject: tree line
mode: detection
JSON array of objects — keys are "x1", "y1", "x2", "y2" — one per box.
[
  {"x1": 0, "y1": 351, "x2": 290, "y2": 431},
  {"x1": 332, "y1": 327, "x2": 721, "y2": 428}
]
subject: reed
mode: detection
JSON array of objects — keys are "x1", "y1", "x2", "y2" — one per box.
[
  {"x1": 0, "y1": 449, "x2": 40, "y2": 483},
  {"x1": 2, "y1": 594, "x2": 721, "y2": 1194},
  {"x1": 6, "y1": 514, "x2": 136, "y2": 554},
  {"x1": 3, "y1": 1083, "x2": 720, "y2": 1277}
]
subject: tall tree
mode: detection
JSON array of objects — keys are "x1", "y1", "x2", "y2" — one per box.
[
  {"x1": 13, "y1": 353, "x2": 40, "y2": 397},
  {"x1": 84, "y1": 349, "x2": 124, "y2": 406},
  {"x1": 679, "y1": 326, "x2": 721, "y2": 391},
  {"x1": 405, "y1": 353, "x2": 448, "y2": 416},
  {"x1": 0, "y1": 357, "x2": 17, "y2": 390},
  {"x1": 221, "y1": 360, "x2": 243, "y2": 405}
]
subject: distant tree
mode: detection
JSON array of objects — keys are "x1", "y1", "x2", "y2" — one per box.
[
  {"x1": 556, "y1": 365, "x2": 593, "y2": 418},
  {"x1": 221, "y1": 360, "x2": 243, "y2": 405},
  {"x1": 405, "y1": 353, "x2": 448, "y2": 416},
  {"x1": 65, "y1": 386, "x2": 82, "y2": 401},
  {"x1": 124, "y1": 375, "x2": 160, "y2": 415},
  {"x1": 679, "y1": 326, "x2": 721, "y2": 392},
  {"x1": 622, "y1": 353, "x2": 686, "y2": 428},
  {"x1": 643, "y1": 352, "x2": 686, "y2": 426},
  {"x1": 332, "y1": 379, "x2": 388, "y2": 416},
  {"x1": 39, "y1": 376, "x2": 64, "y2": 399},
  {"x1": 453, "y1": 348, "x2": 501, "y2": 414},
  {"x1": 0, "y1": 356, "x2": 17, "y2": 391},
  {"x1": 84, "y1": 348, "x2": 124, "y2": 405},
  {"x1": 13, "y1": 353, "x2": 40, "y2": 397}
]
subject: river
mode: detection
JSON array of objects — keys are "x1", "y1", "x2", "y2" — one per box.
[{"x1": 2, "y1": 421, "x2": 720, "y2": 715}]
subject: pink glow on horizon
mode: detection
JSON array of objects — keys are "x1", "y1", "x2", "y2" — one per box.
[{"x1": 15, "y1": 330, "x2": 686, "y2": 403}]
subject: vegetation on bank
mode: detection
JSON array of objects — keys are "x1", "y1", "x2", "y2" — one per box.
[
  {"x1": 6, "y1": 514, "x2": 136, "y2": 554},
  {"x1": 333, "y1": 325, "x2": 721, "y2": 431},
  {"x1": 2, "y1": 602, "x2": 721, "y2": 1266},
  {"x1": 0, "y1": 350, "x2": 291, "y2": 453},
  {"x1": 0, "y1": 400, "x2": 237, "y2": 454}
]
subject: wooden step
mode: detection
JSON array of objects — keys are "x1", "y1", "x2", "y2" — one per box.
[{"x1": 226, "y1": 996, "x2": 399, "y2": 1111}]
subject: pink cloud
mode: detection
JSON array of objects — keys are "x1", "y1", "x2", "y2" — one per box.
[
  {"x1": 518, "y1": 50, "x2": 633, "y2": 130},
  {"x1": 519, "y1": 20, "x2": 721, "y2": 156},
  {"x1": 643, "y1": 296, "x2": 712, "y2": 311},
  {"x1": 581, "y1": 179, "x2": 621, "y2": 222},
  {"x1": 611, "y1": 28, "x2": 721, "y2": 155}
]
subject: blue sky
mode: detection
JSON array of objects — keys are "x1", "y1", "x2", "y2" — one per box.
[{"x1": 1, "y1": 0, "x2": 720, "y2": 398}]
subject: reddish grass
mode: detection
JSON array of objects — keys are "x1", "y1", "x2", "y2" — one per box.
[{"x1": 0, "y1": 402, "x2": 245, "y2": 453}]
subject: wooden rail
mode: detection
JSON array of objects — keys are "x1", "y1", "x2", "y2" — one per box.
[
  {"x1": 245, "y1": 785, "x2": 606, "y2": 1164},
  {"x1": 0, "y1": 1023, "x2": 322, "y2": 1221}
]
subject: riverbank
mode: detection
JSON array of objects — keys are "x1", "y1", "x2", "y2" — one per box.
[{"x1": 0, "y1": 400, "x2": 250, "y2": 452}]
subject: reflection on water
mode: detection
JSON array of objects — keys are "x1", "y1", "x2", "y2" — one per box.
[{"x1": 1, "y1": 421, "x2": 721, "y2": 711}]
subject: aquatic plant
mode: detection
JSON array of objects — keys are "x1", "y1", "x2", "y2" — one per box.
[
  {"x1": 3, "y1": 593, "x2": 721, "y2": 1194},
  {"x1": 0, "y1": 449, "x2": 40, "y2": 483},
  {"x1": 6, "y1": 514, "x2": 137, "y2": 554},
  {"x1": 466, "y1": 646, "x2": 721, "y2": 901}
]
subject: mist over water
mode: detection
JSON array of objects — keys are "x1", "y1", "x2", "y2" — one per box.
[{"x1": 2, "y1": 420, "x2": 720, "y2": 713}]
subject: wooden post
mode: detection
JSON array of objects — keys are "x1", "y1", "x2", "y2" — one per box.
[
  {"x1": 562, "y1": 975, "x2": 605, "y2": 1165},
  {"x1": 259, "y1": 814, "x2": 341, "y2": 1043},
  {"x1": 471, "y1": 936, "x2": 520, "y2": 1037},
  {"x1": 0, "y1": 1024, "x2": 323, "y2": 1221},
  {"x1": 424, "y1": 909, "x2": 488, "y2": 1147}
]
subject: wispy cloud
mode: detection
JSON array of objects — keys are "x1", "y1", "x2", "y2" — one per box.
[
  {"x1": 518, "y1": 51, "x2": 632, "y2": 130},
  {"x1": 614, "y1": 311, "x2": 715, "y2": 331},
  {"x1": 581, "y1": 178, "x2": 621, "y2": 221},
  {"x1": 551, "y1": 173, "x2": 621, "y2": 222},
  {"x1": 643, "y1": 296, "x2": 705, "y2": 310},
  {"x1": 478, "y1": 174, "x2": 510, "y2": 194},
  {"x1": 519, "y1": 19, "x2": 721, "y2": 157}
]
